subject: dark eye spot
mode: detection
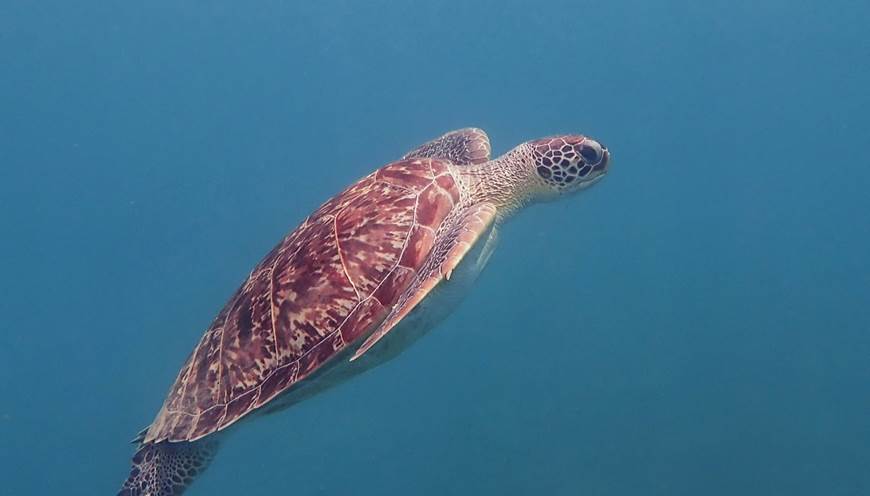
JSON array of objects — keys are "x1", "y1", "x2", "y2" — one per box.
[
  {"x1": 580, "y1": 146, "x2": 600, "y2": 164},
  {"x1": 537, "y1": 166, "x2": 552, "y2": 178}
]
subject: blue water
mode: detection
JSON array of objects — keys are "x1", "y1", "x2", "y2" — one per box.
[{"x1": 2, "y1": 1, "x2": 869, "y2": 494}]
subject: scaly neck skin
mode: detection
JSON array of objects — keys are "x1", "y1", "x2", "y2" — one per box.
[{"x1": 455, "y1": 144, "x2": 545, "y2": 220}]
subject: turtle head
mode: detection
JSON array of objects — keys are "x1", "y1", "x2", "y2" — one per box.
[
  {"x1": 527, "y1": 135, "x2": 610, "y2": 197},
  {"x1": 463, "y1": 133, "x2": 610, "y2": 212}
]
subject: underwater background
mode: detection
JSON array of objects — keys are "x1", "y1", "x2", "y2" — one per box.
[{"x1": 2, "y1": 0, "x2": 869, "y2": 494}]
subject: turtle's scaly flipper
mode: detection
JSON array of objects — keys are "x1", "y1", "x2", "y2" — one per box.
[
  {"x1": 118, "y1": 439, "x2": 218, "y2": 496},
  {"x1": 404, "y1": 128, "x2": 491, "y2": 165}
]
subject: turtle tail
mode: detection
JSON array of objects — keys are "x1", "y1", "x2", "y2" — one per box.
[{"x1": 118, "y1": 439, "x2": 218, "y2": 496}]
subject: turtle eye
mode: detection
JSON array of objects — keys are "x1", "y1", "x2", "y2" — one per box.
[{"x1": 579, "y1": 144, "x2": 602, "y2": 165}]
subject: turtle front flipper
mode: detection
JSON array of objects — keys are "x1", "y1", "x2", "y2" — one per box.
[
  {"x1": 350, "y1": 202, "x2": 498, "y2": 361},
  {"x1": 403, "y1": 128, "x2": 491, "y2": 165},
  {"x1": 118, "y1": 439, "x2": 218, "y2": 496}
]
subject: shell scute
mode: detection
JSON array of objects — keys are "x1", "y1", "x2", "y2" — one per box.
[
  {"x1": 399, "y1": 224, "x2": 436, "y2": 268},
  {"x1": 415, "y1": 182, "x2": 456, "y2": 228},
  {"x1": 271, "y1": 230, "x2": 358, "y2": 363},
  {"x1": 336, "y1": 185, "x2": 416, "y2": 295},
  {"x1": 375, "y1": 160, "x2": 434, "y2": 189},
  {"x1": 299, "y1": 333, "x2": 341, "y2": 377},
  {"x1": 191, "y1": 405, "x2": 225, "y2": 440},
  {"x1": 223, "y1": 387, "x2": 258, "y2": 424},
  {"x1": 221, "y1": 268, "x2": 276, "y2": 400},
  {"x1": 255, "y1": 362, "x2": 297, "y2": 409},
  {"x1": 193, "y1": 329, "x2": 222, "y2": 410}
]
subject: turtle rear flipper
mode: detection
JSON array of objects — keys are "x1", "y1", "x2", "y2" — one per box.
[
  {"x1": 130, "y1": 426, "x2": 149, "y2": 445},
  {"x1": 118, "y1": 439, "x2": 218, "y2": 496}
]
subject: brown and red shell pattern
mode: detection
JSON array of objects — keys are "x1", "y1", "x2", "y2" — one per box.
[{"x1": 144, "y1": 158, "x2": 463, "y2": 443}]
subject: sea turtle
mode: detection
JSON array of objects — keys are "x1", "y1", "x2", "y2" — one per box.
[{"x1": 119, "y1": 128, "x2": 610, "y2": 495}]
